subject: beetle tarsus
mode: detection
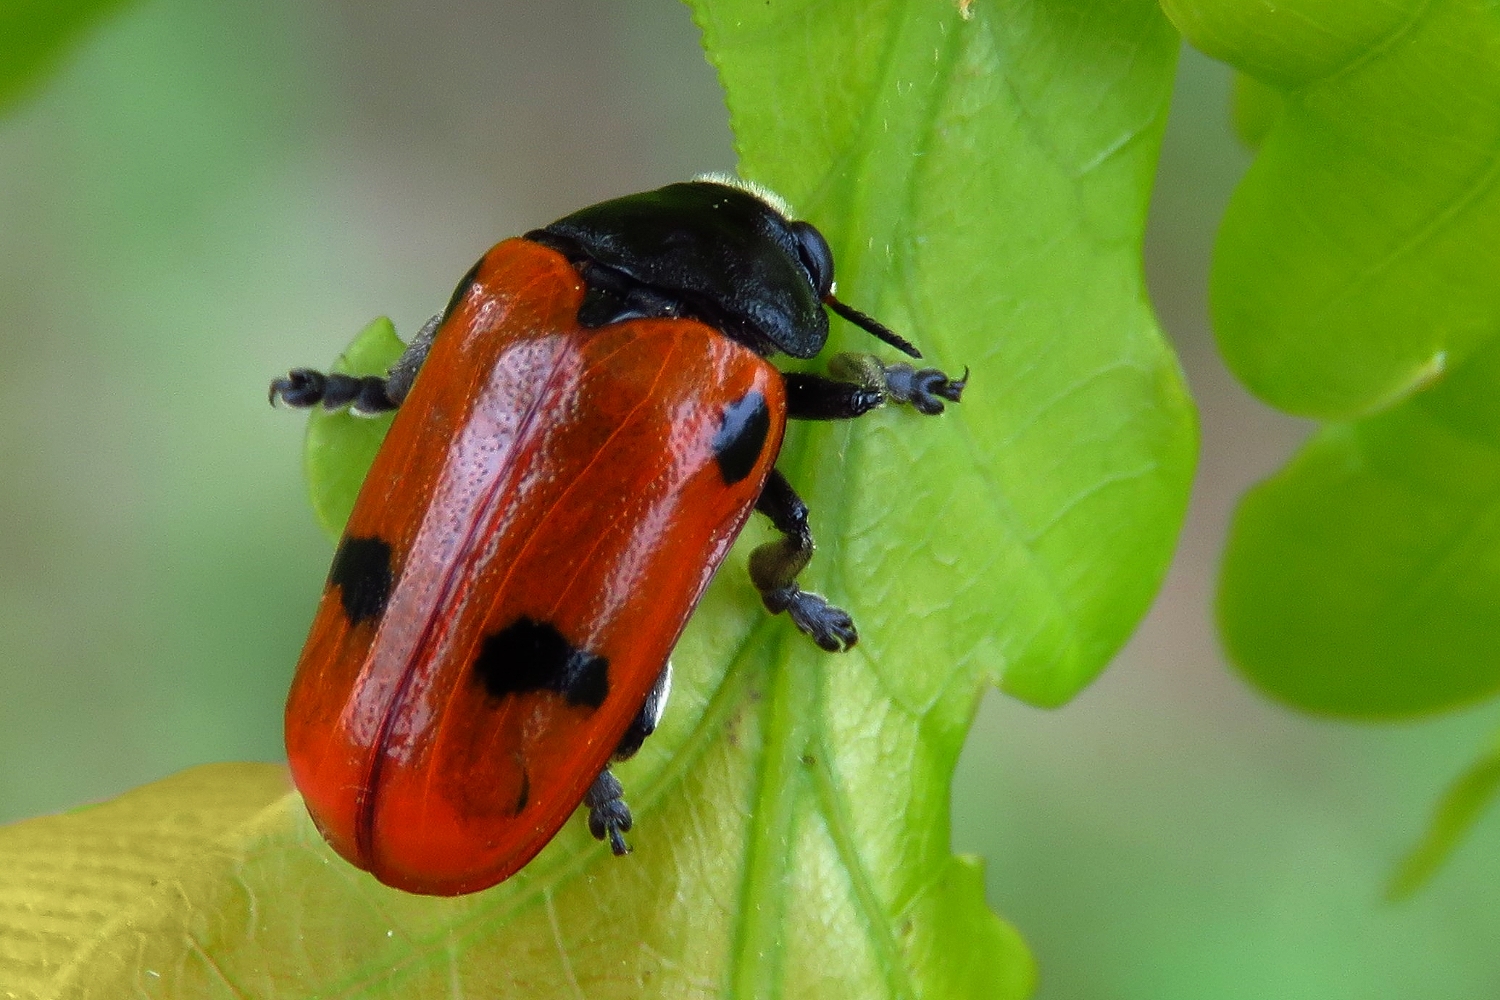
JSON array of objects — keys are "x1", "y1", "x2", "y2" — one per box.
[
  {"x1": 824, "y1": 353, "x2": 968, "y2": 416},
  {"x1": 764, "y1": 585, "x2": 858, "y2": 652},
  {"x1": 883, "y1": 361, "x2": 967, "y2": 415},
  {"x1": 269, "y1": 369, "x2": 398, "y2": 415},
  {"x1": 585, "y1": 768, "x2": 633, "y2": 857},
  {"x1": 271, "y1": 315, "x2": 436, "y2": 415}
]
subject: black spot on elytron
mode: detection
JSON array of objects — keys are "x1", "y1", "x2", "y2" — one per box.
[
  {"x1": 513, "y1": 767, "x2": 531, "y2": 815},
  {"x1": 327, "y1": 536, "x2": 393, "y2": 626},
  {"x1": 440, "y1": 253, "x2": 486, "y2": 324},
  {"x1": 567, "y1": 654, "x2": 610, "y2": 710},
  {"x1": 474, "y1": 616, "x2": 610, "y2": 709},
  {"x1": 713, "y1": 389, "x2": 771, "y2": 486}
]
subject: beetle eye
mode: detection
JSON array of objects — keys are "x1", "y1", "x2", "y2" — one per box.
[{"x1": 790, "y1": 221, "x2": 835, "y2": 298}]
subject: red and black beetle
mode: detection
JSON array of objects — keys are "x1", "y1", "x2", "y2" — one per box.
[{"x1": 271, "y1": 178, "x2": 965, "y2": 895}]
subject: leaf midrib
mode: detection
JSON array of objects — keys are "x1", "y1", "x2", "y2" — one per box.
[{"x1": 720, "y1": 5, "x2": 975, "y2": 998}]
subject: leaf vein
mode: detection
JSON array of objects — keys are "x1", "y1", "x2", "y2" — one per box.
[
  {"x1": 1311, "y1": 0, "x2": 1437, "y2": 88},
  {"x1": 1023, "y1": 461, "x2": 1161, "y2": 544},
  {"x1": 809, "y1": 735, "x2": 918, "y2": 1000},
  {"x1": 543, "y1": 887, "x2": 586, "y2": 1000}
]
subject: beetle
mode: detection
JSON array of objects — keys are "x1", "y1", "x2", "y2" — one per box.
[{"x1": 270, "y1": 177, "x2": 965, "y2": 895}]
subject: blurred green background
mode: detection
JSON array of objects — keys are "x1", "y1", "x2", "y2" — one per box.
[{"x1": 1, "y1": 2, "x2": 1497, "y2": 997}]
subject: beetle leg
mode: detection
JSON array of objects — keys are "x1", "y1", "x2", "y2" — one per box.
[
  {"x1": 584, "y1": 767, "x2": 633, "y2": 856},
  {"x1": 613, "y1": 661, "x2": 672, "y2": 762},
  {"x1": 785, "y1": 353, "x2": 967, "y2": 419},
  {"x1": 268, "y1": 369, "x2": 394, "y2": 414},
  {"x1": 751, "y1": 469, "x2": 857, "y2": 652},
  {"x1": 269, "y1": 313, "x2": 442, "y2": 415},
  {"x1": 578, "y1": 661, "x2": 675, "y2": 859},
  {"x1": 381, "y1": 313, "x2": 442, "y2": 406}
]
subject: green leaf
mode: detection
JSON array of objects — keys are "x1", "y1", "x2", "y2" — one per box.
[
  {"x1": 1387, "y1": 731, "x2": 1500, "y2": 900},
  {"x1": 0, "y1": 765, "x2": 296, "y2": 998},
  {"x1": 1229, "y1": 71, "x2": 1281, "y2": 150},
  {"x1": 0, "y1": 0, "x2": 133, "y2": 112},
  {"x1": 1220, "y1": 337, "x2": 1500, "y2": 717},
  {"x1": 1165, "y1": 0, "x2": 1500, "y2": 420},
  {"x1": 301, "y1": 317, "x2": 404, "y2": 539},
  {"x1": 0, "y1": 1, "x2": 1196, "y2": 995},
  {"x1": 1168, "y1": 0, "x2": 1500, "y2": 718},
  {"x1": 700, "y1": 0, "x2": 1195, "y2": 707}
]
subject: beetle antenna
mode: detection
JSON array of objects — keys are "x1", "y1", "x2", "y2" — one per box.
[{"x1": 824, "y1": 296, "x2": 922, "y2": 359}]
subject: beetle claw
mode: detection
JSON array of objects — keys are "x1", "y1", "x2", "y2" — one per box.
[
  {"x1": 584, "y1": 768, "x2": 634, "y2": 856},
  {"x1": 784, "y1": 590, "x2": 858, "y2": 652},
  {"x1": 270, "y1": 368, "x2": 328, "y2": 408},
  {"x1": 882, "y1": 362, "x2": 968, "y2": 415}
]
